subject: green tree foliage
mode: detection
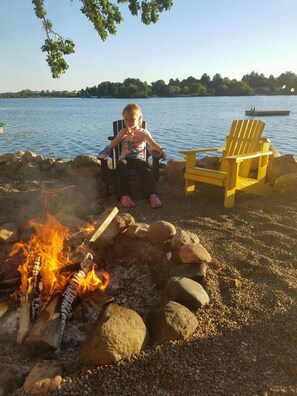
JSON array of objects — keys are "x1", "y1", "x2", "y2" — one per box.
[
  {"x1": 151, "y1": 79, "x2": 167, "y2": 96},
  {"x1": 277, "y1": 72, "x2": 297, "y2": 93},
  {"x1": 32, "y1": 0, "x2": 173, "y2": 79},
  {"x1": 1, "y1": 71, "x2": 297, "y2": 98},
  {"x1": 200, "y1": 73, "x2": 211, "y2": 88},
  {"x1": 227, "y1": 80, "x2": 253, "y2": 96},
  {"x1": 242, "y1": 71, "x2": 268, "y2": 89}
]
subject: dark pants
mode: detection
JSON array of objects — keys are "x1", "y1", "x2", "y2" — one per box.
[{"x1": 116, "y1": 159, "x2": 156, "y2": 199}]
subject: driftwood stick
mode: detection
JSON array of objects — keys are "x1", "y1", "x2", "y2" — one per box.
[{"x1": 89, "y1": 207, "x2": 119, "y2": 243}]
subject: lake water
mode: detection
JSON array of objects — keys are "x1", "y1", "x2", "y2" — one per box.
[{"x1": 0, "y1": 96, "x2": 296, "y2": 161}]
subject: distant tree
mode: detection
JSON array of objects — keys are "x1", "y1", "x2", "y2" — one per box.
[
  {"x1": 151, "y1": 79, "x2": 167, "y2": 96},
  {"x1": 227, "y1": 80, "x2": 253, "y2": 96},
  {"x1": 200, "y1": 73, "x2": 211, "y2": 88},
  {"x1": 97, "y1": 81, "x2": 119, "y2": 97},
  {"x1": 167, "y1": 85, "x2": 181, "y2": 96},
  {"x1": 215, "y1": 84, "x2": 228, "y2": 96},
  {"x1": 242, "y1": 71, "x2": 268, "y2": 90},
  {"x1": 191, "y1": 83, "x2": 205, "y2": 95},
  {"x1": 211, "y1": 73, "x2": 224, "y2": 89},
  {"x1": 168, "y1": 78, "x2": 180, "y2": 86},
  {"x1": 117, "y1": 78, "x2": 151, "y2": 97},
  {"x1": 277, "y1": 71, "x2": 297, "y2": 92},
  {"x1": 32, "y1": 0, "x2": 173, "y2": 78},
  {"x1": 180, "y1": 86, "x2": 190, "y2": 95}
]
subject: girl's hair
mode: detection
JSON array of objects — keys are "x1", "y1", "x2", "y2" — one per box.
[{"x1": 122, "y1": 103, "x2": 143, "y2": 128}]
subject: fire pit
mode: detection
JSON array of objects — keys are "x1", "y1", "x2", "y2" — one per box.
[
  {"x1": 1, "y1": 204, "x2": 211, "y2": 369},
  {"x1": 9, "y1": 209, "x2": 114, "y2": 350}
]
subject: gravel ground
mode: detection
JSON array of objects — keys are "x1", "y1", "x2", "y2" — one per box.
[{"x1": 0, "y1": 171, "x2": 296, "y2": 396}]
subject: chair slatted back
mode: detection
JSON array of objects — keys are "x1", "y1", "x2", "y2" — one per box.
[{"x1": 220, "y1": 119, "x2": 265, "y2": 177}]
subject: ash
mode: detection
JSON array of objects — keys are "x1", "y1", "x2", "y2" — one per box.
[{"x1": 103, "y1": 257, "x2": 164, "y2": 314}]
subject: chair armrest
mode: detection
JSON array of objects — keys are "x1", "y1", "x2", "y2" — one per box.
[
  {"x1": 225, "y1": 150, "x2": 273, "y2": 162},
  {"x1": 147, "y1": 146, "x2": 162, "y2": 159},
  {"x1": 180, "y1": 147, "x2": 225, "y2": 155},
  {"x1": 147, "y1": 147, "x2": 162, "y2": 159},
  {"x1": 97, "y1": 144, "x2": 111, "y2": 160}
]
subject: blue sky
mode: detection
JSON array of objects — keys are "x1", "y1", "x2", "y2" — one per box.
[{"x1": 1, "y1": 0, "x2": 297, "y2": 92}]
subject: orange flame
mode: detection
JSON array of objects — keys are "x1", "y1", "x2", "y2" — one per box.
[
  {"x1": 76, "y1": 270, "x2": 110, "y2": 296},
  {"x1": 10, "y1": 212, "x2": 109, "y2": 301},
  {"x1": 78, "y1": 224, "x2": 95, "y2": 234}
]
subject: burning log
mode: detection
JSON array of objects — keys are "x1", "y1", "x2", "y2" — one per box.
[
  {"x1": 12, "y1": 208, "x2": 113, "y2": 349},
  {"x1": 65, "y1": 207, "x2": 119, "y2": 264},
  {"x1": 31, "y1": 255, "x2": 42, "y2": 319},
  {"x1": 25, "y1": 292, "x2": 63, "y2": 350},
  {"x1": 17, "y1": 254, "x2": 43, "y2": 343},
  {"x1": 59, "y1": 252, "x2": 93, "y2": 343},
  {"x1": 25, "y1": 253, "x2": 109, "y2": 350}
]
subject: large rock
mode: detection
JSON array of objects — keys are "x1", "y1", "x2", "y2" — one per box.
[
  {"x1": 146, "y1": 220, "x2": 176, "y2": 244},
  {"x1": 196, "y1": 155, "x2": 221, "y2": 170},
  {"x1": 146, "y1": 301, "x2": 198, "y2": 343},
  {"x1": 68, "y1": 154, "x2": 101, "y2": 177},
  {"x1": 164, "y1": 159, "x2": 185, "y2": 185},
  {"x1": 179, "y1": 243, "x2": 212, "y2": 264},
  {"x1": 81, "y1": 303, "x2": 149, "y2": 365},
  {"x1": 267, "y1": 154, "x2": 297, "y2": 184},
  {"x1": 169, "y1": 263, "x2": 207, "y2": 283},
  {"x1": 171, "y1": 229, "x2": 200, "y2": 251},
  {"x1": 23, "y1": 360, "x2": 64, "y2": 395},
  {"x1": 164, "y1": 277, "x2": 210, "y2": 310},
  {"x1": 125, "y1": 222, "x2": 150, "y2": 239},
  {"x1": 273, "y1": 172, "x2": 297, "y2": 196}
]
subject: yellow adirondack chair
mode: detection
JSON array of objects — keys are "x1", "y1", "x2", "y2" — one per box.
[{"x1": 180, "y1": 119, "x2": 273, "y2": 208}]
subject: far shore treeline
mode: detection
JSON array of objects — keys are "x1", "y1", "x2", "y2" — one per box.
[{"x1": 1, "y1": 71, "x2": 297, "y2": 98}]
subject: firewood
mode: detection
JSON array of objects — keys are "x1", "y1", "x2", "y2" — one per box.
[
  {"x1": 59, "y1": 253, "x2": 93, "y2": 343},
  {"x1": 31, "y1": 255, "x2": 42, "y2": 319},
  {"x1": 17, "y1": 255, "x2": 43, "y2": 343},
  {"x1": 0, "y1": 276, "x2": 20, "y2": 288},
  {"x1": 89, "y1": 207, "x2": 119, "y2": 243},
  {"x1": 17, "y1": 297, "x2": 31, "y2": 343},
  {"x1": 25, "y1": 293, "x2": 63, "y2": 350}
]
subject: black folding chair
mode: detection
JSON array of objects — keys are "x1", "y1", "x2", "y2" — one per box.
[{"x1": 98, "y1": 120, "x2": 162, "y2": 197}]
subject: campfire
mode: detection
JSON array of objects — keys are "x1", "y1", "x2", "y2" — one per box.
[{"x1": 9, "y1": 209, "x2": 114, "y2": 350}]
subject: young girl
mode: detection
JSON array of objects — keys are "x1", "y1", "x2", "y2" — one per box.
[{"x1": 109, "y1": 103, "x2": 166, "y2": 208}]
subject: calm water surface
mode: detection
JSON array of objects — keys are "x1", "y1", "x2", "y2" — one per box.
[{"x1": 0, "y1": 96, "x2": 296, "y2": 160}]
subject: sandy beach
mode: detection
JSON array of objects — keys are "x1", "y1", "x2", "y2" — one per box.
[{"x1": 0, "y1": 162, "x2": 296, "y2": 395}]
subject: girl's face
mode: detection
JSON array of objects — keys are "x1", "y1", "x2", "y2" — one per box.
[{"x1": 123, "y1": 111, "x2": 140, "y2": 130}]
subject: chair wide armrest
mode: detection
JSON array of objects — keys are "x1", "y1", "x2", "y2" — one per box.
[
  {"x1": 225, "y1": 150, "x2": 273, "y2": 162},
  {"x1": 180, "y1": 147, "x2": 224, "y2": 155}
]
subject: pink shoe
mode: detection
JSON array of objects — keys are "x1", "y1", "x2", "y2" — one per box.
[
  {"x1": 120, "y1": 195, "x2": 136, "y2": 208},
  {"x1": 149, "y1": 194, "x2": 161, "y2": 208}
]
